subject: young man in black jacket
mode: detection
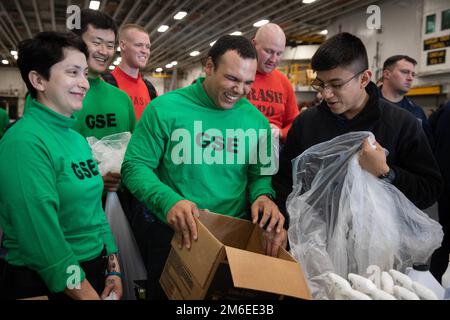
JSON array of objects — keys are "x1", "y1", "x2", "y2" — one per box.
[
  {"x1": 273, "y1": 32, "x2": 442, "y2": 225},
  {"x1": 429, "y1": 100, "x2": 450, "y2": 281}
]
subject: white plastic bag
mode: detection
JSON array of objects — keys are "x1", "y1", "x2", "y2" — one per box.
[
  {"x1": 287, "y1": 131, "x2": 443, "y2": 299},
  {"x1": 87, "y1": 132, "x2": 131, "y2": 175},
  {"x1": 105, "y1": 192, "x2": 147, "y2": 300}
]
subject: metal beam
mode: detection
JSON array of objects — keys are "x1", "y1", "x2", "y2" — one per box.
[
  {"x1": 49, "y1": 0, "x2": 56, "y2": 31},
  {"x1": 284, "y1": 0, "x2": 373, "y2": 35},
  {"x1": 0, "y1": 2, "x2": 22, "y2": 42},
  {"x1": 120, "y1": 0, "x2": 142, "y2": 28},
  {"x1": 144, "y1": 0, "x2": 177, "y2": 31},
  {"x1": 112, "y1": 0, "x2": 126, "y2": 20},
  {"x1": 149, "y1": 0, "x2": 210, "y2": 47},
  {"x1": 100, "y1": 0, "x2": 108, "y2": 12},
  {"x1": 32, "y1": 0, "x2": 43, "y2": 32},
  {"x1": 0, "y1": 37, "x2": 14, "y2": 62},
  {"x1": 0, "y1": 19, "x2": 17, "y2": 48},
  {"x1": 149, "y1": 0, "x2": 235, "y2": 64},
  {"x1": 14, "y1": 0, "x2": 33, "y2": 38},
  {"x1": 149, "y1": 0, "x2": 286, "y2": 69},
  {"x1": 135, "y1": 0, "x2": 159, "y2": 26},
  {"x1": 148, "y1": 0, "x2": 189, "y2": 38}
]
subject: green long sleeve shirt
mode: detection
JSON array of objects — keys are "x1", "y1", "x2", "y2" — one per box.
[
  {"x1": 72, "y1": 77, "x2": 136, "y2": 139},
  {"x1": 122, "y1": 77, "x2": 275, "y2": 223},
  {"x1": 0, "y1": 108, "x2": 9, "y2": 138},
  {"x1": 0, "y1": 98, "x2": 117, "y2": 293}
]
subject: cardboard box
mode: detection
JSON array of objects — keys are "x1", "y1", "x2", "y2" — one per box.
[{"x1": 160, "y1": 211, "x2": 311, "y2": 300}]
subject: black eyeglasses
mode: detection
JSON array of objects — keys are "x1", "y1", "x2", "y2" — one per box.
[{"x1": 311, "y1": 69, "x2": 366, "y2": 93}]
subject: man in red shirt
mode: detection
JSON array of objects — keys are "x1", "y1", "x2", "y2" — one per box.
[
  {"x1": 104, "y1": 24, "x2": 157, "y2": 121},
  {"x1": 248, "y1": 23, "x2": 299, "y2": 142}
]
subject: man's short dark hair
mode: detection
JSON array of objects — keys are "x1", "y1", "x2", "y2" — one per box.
[
  {"x1": 311, "y1": 32, "x2": 368, "y2": 73},
  {"x1": 383, "y1": 55, "x2": 417, "y2": 70},
  {"x1": 17, "y1": 32, "x2": 88, "y2": 99},
  {"x1": 71, "y1": 8, "x2": 117, "y2": 37},
  {"x1": 208, "y1": 35, "x2": 257, "y2": 67}
]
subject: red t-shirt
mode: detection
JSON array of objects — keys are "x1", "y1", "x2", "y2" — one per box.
[
  {"x1": 247, "y1": 69, "x2": 299, "y2": 141},
  {"x1": 111, "y1": 67, "x2": 152, "y2": 121}
]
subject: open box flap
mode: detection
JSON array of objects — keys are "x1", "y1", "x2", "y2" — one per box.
[
  {"x1": 198, "y1": 210, "x2": 254, "y2": 249},
  {"x1": 170, "y1": 215, "x2": 223, "y2": 288},
  {"x1": 224, "y1": 246, "x2": 312, "y2": 300}
]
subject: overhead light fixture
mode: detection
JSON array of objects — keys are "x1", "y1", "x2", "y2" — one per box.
[
  {"x1": 302, "y1": 0, "x2": 317, "y2": 3},
  {"x1": 230, "y1": 31, "x2": 242, "y2": 36},
  {"x1": 157, "y1": 25, "x2": 169, "y2": 33},
  {"x1": 2, "y1": 59, "x2": 9, "y2": 65},
  {"x1": 165, "y1": 63, "x2": 173, "y2": 68},
  {"x1": 113, "y1": 60, "x2": 120, "y2": 65},
  {"x1": 170, "y1": 61, "x2": 178, "y2": 66},
  {"x1": 108, "y1": 65, "x2": 115, "y2": 70},
  {"x1": 13, "y1": 55, "x2": 18, "y2": 60},
  {"x1": 320, "y1": 29, "x2": 328, "y2": 35},
  {"x1": 253, "y1": 19, "x2": 269, "y2": 27},
  {"x1": 117, "y1": 46, "x2": 121, "y2": 52},
  {"x1": 190, "y1": 51, "x2": 200, "y2": 57},
  {"x1": 209, "y1": 40, "x2": 216, "y2": 47},
  {"x1": 10, "y1": 50, "x2": 17, "y2": 55},
  {"x1": 89, "y1": 0, "x2": 101, "y2": 10},
  {"x1": 116, "y1": 57, "x2": 122, "y2": 62},
  {"x1": 155, "y1": 67, "x2": 163, "y2": 72},
  {"x1": 173, "y1": 11, "x2": 187, "y2": 20}
]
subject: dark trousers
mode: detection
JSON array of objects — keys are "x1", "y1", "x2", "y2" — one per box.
[
  {"x1": 134, "y1": 217, "x2": 173, "y2": 300},
  {"x1": 0, "y1": 248, "x2": 107, "y2": 300},
  {"x1": 118, "y1": 187, "x2": 174, "y2": 300}
]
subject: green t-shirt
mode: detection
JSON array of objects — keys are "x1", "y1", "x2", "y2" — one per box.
[
  {"x1": 0, "y1": 98, "x2": 117, "y2": 293},
  {"x1": 0, "y1": 108, "x2": 9, "y2": 138},
  {"x1": 122, "y1": 77, "x2": 275, "y2": 224},
  {"x1": 72, "y1": 77, "x2": 136, "y2": 139}
]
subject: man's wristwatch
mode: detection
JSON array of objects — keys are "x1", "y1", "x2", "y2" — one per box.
[{"x1": 378, "y1": 167, "x2": 396, "y2": 183}]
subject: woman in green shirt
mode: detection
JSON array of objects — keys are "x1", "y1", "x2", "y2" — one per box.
[{"x1": 0, "y1": 32, "x2": 122, "y2": 300}]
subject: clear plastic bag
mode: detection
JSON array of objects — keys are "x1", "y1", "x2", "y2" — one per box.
[
  {"x1": 105, "y1": 192, "x2": 147, "y2": 300},
  {"x1": 87, "y1": 132, "x2": 131, "y2": 175},
  {"x1": 287, "y1": 131, "x2": 443, "y2": 299}
]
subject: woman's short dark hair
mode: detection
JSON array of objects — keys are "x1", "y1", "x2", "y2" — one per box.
[
  {"x1": 311, "y1": 32, "x2": 368, "y2": 73},
  {"x1": 71, "y1": 9, "x2": 117, "y2": 38},
  {"x1": 208, "y1": 35, "x2": 257, "y2": 68},
  {"x1": 17, "y1": 32, "x2": 88, "y2": 98}
]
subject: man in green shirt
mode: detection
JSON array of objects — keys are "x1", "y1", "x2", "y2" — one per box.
[
  {"x1": 0, "y1": 107, "x2": 9, "y2": 139},
  {"x1": 72, "y1": 9, "x2": 136, "y2": 192},
  {"x1": 122, "y1": 35, "x2": 287, "y2": 299}
]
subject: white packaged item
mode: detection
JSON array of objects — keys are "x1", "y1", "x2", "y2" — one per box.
[
  {"x1": 405, "y1": 264, "x2": 444, "y2": 299},
  {"x1": 326, "y1": 273, "x2": 352, "y2": 299},
  {"x1": 348, "y1": 273, "x2": 395, "y2": 300},
  {"x1": 105, "y1": 192, "x2": 147, "y2": 300},
  {"x1": 370, "y1": 288, "x2": 396, "y2": 300},
  {"x1": 287, "y1": 131, "x2": 443, "y2": 299},
  {"x1": 393, "y1": 285, "x2": 420, "y2": 300},
  {"x1": 341, "y1": 288, "x2": 372, "y2": 300},
  {"x1": 442, "y1": 254, "x2": 450, "y2": 299},
  {"x1": 389, "y1": 269, "x2": 414, "y2": 291},
  {"x1": 87, "y1": 132, "x2": 131, "y2": 175},
  {"x1": 381, "y1": 271, "x2": 395, "y2": 295},
  {"x1": 411, "y1": 281, "x2": 438, "y2": 300},
  {"x1": 348, "y1": 273, "x2": 377, "y2": 295}
]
